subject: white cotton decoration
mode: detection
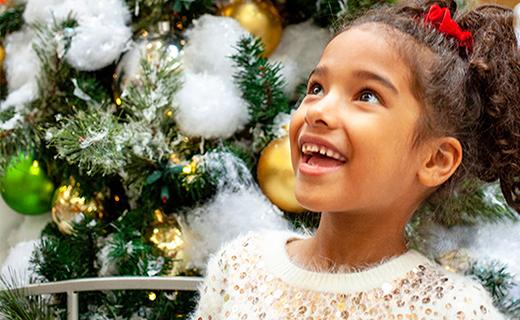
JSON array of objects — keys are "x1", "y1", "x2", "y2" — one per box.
[
  {"x1": 1, "y1": 83, "x2": 39, "y2": 111},
  {"x1": 174, "y1": 71, "x2": 249, "y2": 139},
  {"x1": 115, "y1": 41, "x2": 143, "y2": 89},
  {"x1": 1, "y1": 240, "x2": 39, "y2": 287},
  {"x1": 65, "y1": 17, "x2": 132, "y2": 71},
  {"x1": 270, "y1": 21, "x2": 332, "y2": 94},
  {"x1": 3, "y1": 29, "x2": 40, "y2": 95},
  {"x1": 0, "y1": 113, "x2": 24, "y2": 131},
  {"x1": 270, "y1": 110, "x2": 296, "y2": 138},
  {"x1": 23, "y1": 0, "x2": 132, "y2": 71},
  {"x1": 182, "y1": 152, "x2": 290, "y2": 270},
  {"x1": 24, "y1": 0, "x2": 131, "y2": 26},
  {"x1": 181, "y1": 14, "x2": 248, "y2": 78}
]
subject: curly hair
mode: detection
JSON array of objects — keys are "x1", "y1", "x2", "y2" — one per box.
[{"x1": 337, "y1": 0, "x2": 520, "y2": 213}]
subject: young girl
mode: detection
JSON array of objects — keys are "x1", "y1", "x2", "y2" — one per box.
[{"x1": 190, "y1": 0, "x2": 520, "y2": 318}]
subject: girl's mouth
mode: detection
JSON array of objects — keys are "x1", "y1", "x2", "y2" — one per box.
[{"x1": 301, "y1": 142, "x2": 347, "y2": 169}]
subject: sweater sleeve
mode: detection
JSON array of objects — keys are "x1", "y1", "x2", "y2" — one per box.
[{"x1": 188, "y1": 248, "x2": 228, "y2": 320}]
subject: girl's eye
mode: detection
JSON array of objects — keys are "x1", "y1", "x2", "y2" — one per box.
[
  {"x1": 358, "y1": 91, "x2": 381, "y2": 104},
  {"x1": 308, "y1": 84, "x2": 324, "y2": 97}
]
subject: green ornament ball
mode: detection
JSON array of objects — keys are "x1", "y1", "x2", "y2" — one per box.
[{"x1": 0, "y1": 155, "x2": 55, "y2": 215}]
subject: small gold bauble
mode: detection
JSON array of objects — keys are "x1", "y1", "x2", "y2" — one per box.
[
  {"x1": 0, "y1": 45, "x2": 5, "y2": 68},
  {"x1": 146, "y1": 210, "x2": 185, "y2": 258},
  {"x1": 217, "y1": 0, "x2": 283, "y2": 56},
  {"x1": 52, "y1": 181, "x2": 104, "y2": 234},
  {"x1": 0, "y1": 44, "x2": 6, "y2": 85},
  {"x1": 257, "y1": 134, "x2": 305, "y2": 212}
]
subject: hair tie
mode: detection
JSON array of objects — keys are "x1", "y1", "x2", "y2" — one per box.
[{"x1": 422, "y1": 5, "x2": 474, "y2": 53}]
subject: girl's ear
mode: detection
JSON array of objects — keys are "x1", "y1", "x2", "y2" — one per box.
[{"x1": 418, "y1": 137, "x2": 462, "y2": 187}]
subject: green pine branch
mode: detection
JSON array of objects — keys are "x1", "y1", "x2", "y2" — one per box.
[
  {"x1": 0, "y1": 2, "x2": 25, "y2": 41},
  {"x1": 466, "y1": 260, "x2": 520, "y2": 318},
  {"x1": 46, "y1": 103, "x2": 127, "y2": 176},
  {"x1": 0, "y1": 271, "x2": 55, "y2": 320},
  {"x1": 232, "y1": 35, "x2": 291, "y2": 130},
  {"x1": 31, "y1": 219, "x2": 103, "y2": 282}
]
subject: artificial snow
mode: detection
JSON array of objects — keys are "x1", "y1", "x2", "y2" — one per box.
[
  {"x1": 182, "y1": 152, "x2": 290, "y2": 270},
  {"x1": 65, "y1": 17, "x2": 132, "y2": 71},
  {"x1": 174, "y1": 71, "x2": 249, "y2": 139},
  {"x1": 181, "y1": 15, "x2": 248, "y2": 78},
  {"x1": 171, "y1": 15, "x2": 251, "y2": 139},
  {"x1": 23, "y1": 0, "x2": 132, "y2": 71}
]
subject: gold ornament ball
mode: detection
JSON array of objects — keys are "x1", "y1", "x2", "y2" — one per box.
[
  {"x1": 257, "y1": 134, "x2": 305, "y2": 212},
  {"x1": 146, "y1": 210, "x2": 185, "y2": 258},
  {"x1": 0, "y1": 45, "x2": 5, "y2": 69},
  {"x1": 218, "y1": 0, "x2": 283, "y2": 56},
  {"x1": 52, "y1": 181, "x2": 104, "y2": 234}
]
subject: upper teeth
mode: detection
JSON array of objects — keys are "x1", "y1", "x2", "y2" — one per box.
[{"x1": 301, "y1": 143, "x2": 346, "y2": 162}]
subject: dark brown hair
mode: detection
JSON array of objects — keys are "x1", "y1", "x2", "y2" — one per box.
[{"x1": 338, "y1": 0, "x2": 520, "y2": 213}]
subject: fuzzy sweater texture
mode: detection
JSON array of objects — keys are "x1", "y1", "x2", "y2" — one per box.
[{"x1": 189, "y1": 231, "x2": 504, "y2": 320}]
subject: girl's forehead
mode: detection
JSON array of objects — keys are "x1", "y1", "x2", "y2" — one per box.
[{"x1": 323, "y1": 25, "x2": 402, "y2": 64}]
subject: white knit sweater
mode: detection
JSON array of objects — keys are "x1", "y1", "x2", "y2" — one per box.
[{"x1": 190, "y1": 231, "x2": 504, "y2": 320}]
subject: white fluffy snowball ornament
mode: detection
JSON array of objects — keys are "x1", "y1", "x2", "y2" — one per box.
[
  {"x1": 174, "y1": 15, "x2": 251, "y2": 139},
  {"x1": 174, "y1": 71, "x2": 249, "y2": 139},
  {"x1": 23, "y1": 0, "x2": 132, "y2": 71},
  {"x1": 181, "y1": 14, "x2": 248, "y2": 78},
  {"x1": 65, "y1": 16, "x2": 132, "y2": 71}
]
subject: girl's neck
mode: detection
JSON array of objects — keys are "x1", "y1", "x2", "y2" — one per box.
[{"x1": 287, "y1": 210, "x2": 412, "y2": 272}]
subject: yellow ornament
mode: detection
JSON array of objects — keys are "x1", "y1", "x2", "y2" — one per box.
[
  {"x1": 217, "y1": 0, "x2": 283, "y2": 56},
  {"x1": 52, "y1": 180, "x2": 104, "y2": 234},
  {"x1": 0, "y1": 44, "x2": 6, "y2": 85},
  {"x1": 257, "y1": 134, "x2": 305, "y2": 212},
  {"x1": 0, "y1": 45, "x2": 4, "y2": 69},
  {"x1": 146, "y1": 209, "x2": 185, "y2": 258}
]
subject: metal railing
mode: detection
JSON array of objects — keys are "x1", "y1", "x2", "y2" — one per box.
[{"x1": 11, "y1": 276, "x2": 203, "y2": 320}]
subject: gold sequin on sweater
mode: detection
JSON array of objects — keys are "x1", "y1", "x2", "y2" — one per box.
[{"x1": 190, "y1": 231, "x2": 504, "y2": 320}]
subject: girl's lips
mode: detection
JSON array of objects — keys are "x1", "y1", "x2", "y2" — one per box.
[
  {"x1": 299, "y1": 154, "x2": 346, "y2": 176},
  {"x1": 298, "y1": 136, "x2": 347, "y2": 176}
]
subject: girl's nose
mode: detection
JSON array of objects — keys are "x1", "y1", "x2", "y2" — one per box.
[{"x1": 304, "y1": 96, "x2": 338, "y2": 129}]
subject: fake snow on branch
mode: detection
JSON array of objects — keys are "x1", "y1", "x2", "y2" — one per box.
[
  {"x1": 182, "y1": 151, "x2": 291, "y2": 270},
  {"x1": 46, "y1": 104, "x2": 127, "y2": 176}
]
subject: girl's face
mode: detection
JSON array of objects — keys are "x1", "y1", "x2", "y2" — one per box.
[{"x1": 289, "y1": 24, "x2": 430, "y2": 215}]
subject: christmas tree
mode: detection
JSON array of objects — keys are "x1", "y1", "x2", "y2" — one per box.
[{"x1": 0, "y1": 0, "x2": 519, "y2": 319}]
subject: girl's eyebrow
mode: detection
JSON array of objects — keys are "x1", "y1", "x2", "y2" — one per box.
[
  {"x1": 353, "y1": 70, "x2": 398, "y2": 94},
  {"x1": 308, "y1": 66, "x2": 327, "y2": 81}
]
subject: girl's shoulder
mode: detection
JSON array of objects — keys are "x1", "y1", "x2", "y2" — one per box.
[{"x1": 406, "y1": 262, "x2": 504, "y2": 320}]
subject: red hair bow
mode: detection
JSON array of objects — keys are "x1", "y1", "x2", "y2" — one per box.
[{"x1": 423, "y1": 5, "x2": 474, "y2": 53}]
